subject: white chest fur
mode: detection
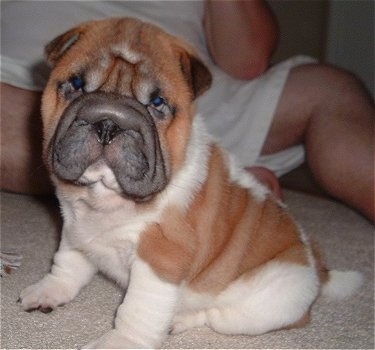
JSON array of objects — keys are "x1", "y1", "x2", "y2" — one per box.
[{"x1": 58, "y1": 183, "x2": 158, "y2": 287}]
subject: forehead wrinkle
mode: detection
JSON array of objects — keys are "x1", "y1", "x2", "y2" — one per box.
[
  {"x1": 84, "y1": 54, "x2": 112, "y2": 92},
  {"x1": 83, "y1": 48, "x2": 156, "y2": 102},
  {"x1": 131, "y1": 62, "x2": 158, "y2": 104},
  {"x1": 117, "y1": 60, "x2": 135, "y2": 95},
  {"x1": 105, "y1": 57, "x2": 140, "y2": 96},
  {"x1": 111, "y1": 42, "x2": 142, "y2": 65},
  {"x1": 104, "y1": 53, "x2": 155, "y2": 103}
]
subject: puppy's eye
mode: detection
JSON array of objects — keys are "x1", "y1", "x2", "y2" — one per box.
[
  {"x1": 148, "y1": 95, "x2": 170, "y2": 120},
  {"x1": 70, "y1": 76, "x2": 85, "y2": 91},
  {"x1": 58, "y1": 75, "x2": 85, "y2": 100},
  {"x1": 150, "y1": 96, "x2": 166, "y2": 110}
]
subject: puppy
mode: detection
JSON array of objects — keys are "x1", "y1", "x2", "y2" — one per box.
[{"x1": 19, "y1": 17, "x2": 362, "y2": 348}]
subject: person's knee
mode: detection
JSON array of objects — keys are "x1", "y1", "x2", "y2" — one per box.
[
  {"x1": 296, "y1": 64, "x2": 373, "y2": 110},
  {"x1": 261, "y1": 63, "x2": 371, "y2": 155}
]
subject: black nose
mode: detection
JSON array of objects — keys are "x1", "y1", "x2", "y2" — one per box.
[{"x1": 94, "y1": 119, "x2": 121, "y2": 145}]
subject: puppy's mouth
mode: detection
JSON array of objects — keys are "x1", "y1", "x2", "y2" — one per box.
[{"x1": 48, "y1": 92, "x2": 168, "y2": 201}]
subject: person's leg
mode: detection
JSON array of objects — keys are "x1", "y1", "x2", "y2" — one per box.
[
  {"x1": 261, "y1": 64, "x2": 374, "y2": 222},
  {"x1": 1, "y1": 83, "x2": 53, "y2": 195}
]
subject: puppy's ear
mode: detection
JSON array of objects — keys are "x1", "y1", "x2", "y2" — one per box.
[
  {"x1": 45, "y1": 27, "x2": 82, "y2": 66},
  {"x1": 180, "y1": 51, "x2": 212, "y2": 100}
]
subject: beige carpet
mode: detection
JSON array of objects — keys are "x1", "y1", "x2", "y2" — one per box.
[{"x1": 1, "y1": 190, "x2": 374, "y2": 349}]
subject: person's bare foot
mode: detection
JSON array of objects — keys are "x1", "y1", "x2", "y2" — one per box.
[{"x1": 245, "y1": 166, "x2": 283, "y2": 199}]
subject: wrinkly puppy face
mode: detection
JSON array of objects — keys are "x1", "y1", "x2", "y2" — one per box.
[{"x1": 41, "y1": 17, "x2": 212, "y2": 201}]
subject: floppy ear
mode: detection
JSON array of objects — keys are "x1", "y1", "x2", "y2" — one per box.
[
  {"x1": 45, "y1": 27, "x2": 82, "y2": 66},
  {"x1": 180, "y1": 51, "x2": 212, "y2": 100}
]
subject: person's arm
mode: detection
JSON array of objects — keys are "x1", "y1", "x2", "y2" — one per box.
[{"x1": 204, "y1": 0, "x2": 279, "y2": 79}]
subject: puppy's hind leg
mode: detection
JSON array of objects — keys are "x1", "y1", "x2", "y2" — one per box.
[
  {"x1": 206, "y1": 261, "x2": 320, "y2": 336},
  {"x1": 170, "y1": 310, "x2": 208, "y2": 334}
]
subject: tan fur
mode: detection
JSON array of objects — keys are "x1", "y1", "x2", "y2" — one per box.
[{"x1": 139, "y1": 145, "x2": 310, "y2": 293}]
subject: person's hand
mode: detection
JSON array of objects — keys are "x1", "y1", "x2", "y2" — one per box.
[{"x1": 246, "y1": 166, "x2": 283, "y2": 199}]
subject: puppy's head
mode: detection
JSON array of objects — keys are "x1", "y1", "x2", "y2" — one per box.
[{"x1": 41, "y1": 17, "x2": 212, "y2": 201}]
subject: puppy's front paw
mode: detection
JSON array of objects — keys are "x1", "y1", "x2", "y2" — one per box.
[
  {"x1": 83, "y1": 330, "x2": 149, "y2": 349},
  {"x1": 19, "y1": 275, "x2": 74, "y2": 312}
]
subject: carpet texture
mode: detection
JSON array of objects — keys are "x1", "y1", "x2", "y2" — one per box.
[{"x1": 1, "y1": 190, "x2": 374, "y2": 349}]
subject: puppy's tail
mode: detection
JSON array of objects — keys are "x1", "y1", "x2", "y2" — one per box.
[{"x1": 321, "y1": 270, "x2": 363, "y2": 300}]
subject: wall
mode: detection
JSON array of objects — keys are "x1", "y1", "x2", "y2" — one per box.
[
  {"x1": 269, "y1": 0, "x2": 374, "y2": 97},
  {"x1": 268, "y1": 0, "x2": 328, "y2": 62},
  {"x1": 325, "y1": 0, "x2": 374, "y2": 97}
]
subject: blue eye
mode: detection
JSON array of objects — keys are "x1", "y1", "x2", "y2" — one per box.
[
  {"x1": 150, "y1": 96, "x2": 165, "y2": 108},
  {"x1": 70, "y1": 76, "x2": 85, "y2": 90}
]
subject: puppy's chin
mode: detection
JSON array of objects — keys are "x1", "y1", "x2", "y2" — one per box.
[
  {"x1": 77, "y1": 161, "x2": 122, "y2": 192},
  {"x1": 55, "y1": 161, "x2": 155, "y2": 203}
]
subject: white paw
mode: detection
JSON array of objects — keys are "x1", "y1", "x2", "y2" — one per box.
[
  {"x1": 19, "y1": 275, "x2": 74, "y2": 312},
  {"x1": 83, "y1": 330, "x2": 151, "y2": 349},
  {"x1": 170, "y1": 311, "x2": 207, "y2": 334}
]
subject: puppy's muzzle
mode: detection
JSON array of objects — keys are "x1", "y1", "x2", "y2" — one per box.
[{"x1": 48, "y1": 92, "x2": 168, "y2": 201}]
